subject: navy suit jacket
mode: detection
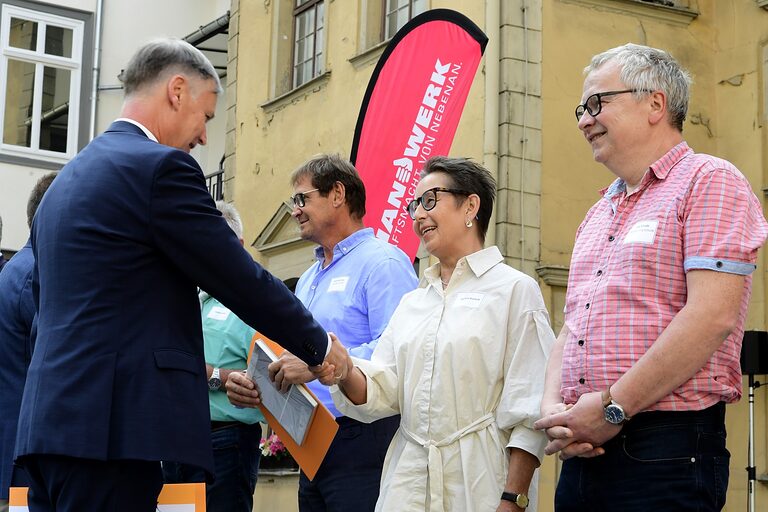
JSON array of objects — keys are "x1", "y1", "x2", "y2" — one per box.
[
  {"x1": 15, "y1": 121, "x2": 328, "y2": 474},
  {"x1": 0, "y1": 242, "x2": 34, "y2": 497}
]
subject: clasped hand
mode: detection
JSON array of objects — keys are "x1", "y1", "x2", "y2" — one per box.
[
  {"x1": 310, "y1": 333, "x2": 354, "y2": 386},
  {"x1": 533, "y1": 391, "x2": 622, "y2": 460}
]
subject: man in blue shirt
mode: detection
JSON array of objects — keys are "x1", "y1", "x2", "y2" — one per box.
[
  {"x1": 229, "y1": 154, "x2": 417, "y2": 511},
  {"x1": 0, "y1": 173, "x2": 56, "y2": 512}
]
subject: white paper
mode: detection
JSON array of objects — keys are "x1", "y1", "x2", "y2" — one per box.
[
  {"x1": 456, "y1": 292, "x2": 484, "y2": 308},
  {"x1": 623, "y1": 220, "x2": 658, "y2": 245},
  {"x1": 327, "y1": 276, "x2": 349, "y2": 293},
  {"x1": 246, "y1": 339, "x2": 318, "y2": 446},
  {"x1": 206, "y1": 305, "x2": 230, "y2": 321}
]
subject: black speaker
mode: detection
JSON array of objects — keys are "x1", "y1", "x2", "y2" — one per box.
[{"x1": 741, "y1": 330, "x2": 768, "y2": 375}]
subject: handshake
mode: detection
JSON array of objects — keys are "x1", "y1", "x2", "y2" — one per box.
[{"x1": 227, "y1": 333, "x2": 353, "y2": 408}]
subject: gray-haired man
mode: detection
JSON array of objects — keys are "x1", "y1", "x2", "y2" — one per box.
[{"x1": 16, "y1": 39, "x2": 343, "y2": 512}]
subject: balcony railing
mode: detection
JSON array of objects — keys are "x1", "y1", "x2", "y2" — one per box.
[{"x1": 206, "y1": 169, "x2": 224, "y2": 201}]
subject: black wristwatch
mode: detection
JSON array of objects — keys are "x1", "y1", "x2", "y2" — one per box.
[
  {"x1": 208, "y1": 367, "x2": 222, "y2": 391},
  {"x1": 501, "y1": 491, "x2": 529, "y2": 508}
]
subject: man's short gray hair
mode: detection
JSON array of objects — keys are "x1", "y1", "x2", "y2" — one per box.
[
  {"x1": 120, "y1": 38, "x2": 222, "y2": 96},
  {"x1": 585, "y1": 43, "x2": 692, "y2": 131},
  {"x1": 216, "y1": 201, "x2": 243, "y2": 239}
]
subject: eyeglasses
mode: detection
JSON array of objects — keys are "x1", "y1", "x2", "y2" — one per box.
[
  {"x1": 289, "y1": 188, "x2": 319, "y2": 208},
  {"x1": 407, "y1": 187, "x2": 470, "y2": 220},
  {"x1": 575, "y1": 89, "x2": 650, "y2": 121}
]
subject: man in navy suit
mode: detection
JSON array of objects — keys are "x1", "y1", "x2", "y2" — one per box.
[
  {"x1": 0, "y1": 173, "x2": 56, "y2": 512},
  {"x1": 15, "y1": 39, "x2": 346, "y2": 512}
]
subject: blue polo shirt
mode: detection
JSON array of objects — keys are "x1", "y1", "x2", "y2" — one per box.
[{"x1": 296, "y1": 228, "x2": 417, "y2": 417}]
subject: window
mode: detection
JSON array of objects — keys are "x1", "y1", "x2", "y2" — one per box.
[
  {"x1": 0, "y1": 4, "x2": 83, "y2": 163},
  {"x1": 292, "y1": 0, "x2": 324, "y2": 89},
  {"x1": 358, "y1": 0, "x2": 427, "y2": 54},
  {"x1": 383, "y1": 0, "x2": 427, "y2": 40}
]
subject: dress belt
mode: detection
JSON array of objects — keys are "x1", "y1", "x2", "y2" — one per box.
[{"x1": 400, "y1": 412, "x2": 495, "y2": 512}]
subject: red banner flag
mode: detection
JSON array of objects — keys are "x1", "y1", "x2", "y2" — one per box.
[{"x1": 351, "y1": 9, "x2": 487, "y2": 260}]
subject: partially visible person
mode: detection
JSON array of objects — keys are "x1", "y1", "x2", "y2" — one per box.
[
  {"x1": 0, "y1": 216, "x2": 6, "y2": 273},
  {"x1": 229, "y1": 154, "x2": 418, "y2": 511},
  {"x1": 162, "y1": 201, "x2": 265, "y2": 512},
  {"x1": 534, "y1": 44, "x2": 768, "y2": 512},
  {"x1": 0, "y1": 173, "x2": 56, "y2": 511},
  {"x1": 327, "y1": 157, "x2": 554, "y2": 511},
  {"x1": 14, "y1": 39, "x2": 344, "y2": 512}
]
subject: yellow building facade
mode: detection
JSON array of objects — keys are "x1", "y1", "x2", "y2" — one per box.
[{"x1": 224, "y1": 0, "x2": 768, "y2": 509}]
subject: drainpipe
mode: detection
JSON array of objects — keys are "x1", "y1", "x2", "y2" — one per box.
[
  {"x1": 484, "y1": 0, "x2": 500, "y2": 247},
  {"x1": 88, "y1": 0, "x2": 104, "y2": 141}
]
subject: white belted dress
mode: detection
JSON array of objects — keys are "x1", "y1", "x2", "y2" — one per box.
[{"x1": 332, "y1": 246, "x2": 555, "y2": 512}]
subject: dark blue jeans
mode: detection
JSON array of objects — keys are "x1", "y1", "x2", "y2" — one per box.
[
  {"x1": 556, "y1": 402, "x2": 729, "y2": 512},
  {"x1": 162, "y1": 422, "x2": 261, "y2": 512},
  {"x1": 299, "y1": 415, "x2": 399, "y2": 512}
]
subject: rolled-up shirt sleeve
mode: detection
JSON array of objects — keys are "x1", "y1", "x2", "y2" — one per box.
[
  {"x1": 682, "y1": 166, "x2": 768, "y2": 275},
  {"x1": 332, "y1": 322, "x2": 401, "y2": 423}
]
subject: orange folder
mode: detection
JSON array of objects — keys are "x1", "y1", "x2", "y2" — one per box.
[
  {"x1": 248, "y1": 333, "x2": 339, "y2": 480},
  {"x1": 10, "y1": 483, "x2": 206, "y2": 510}
]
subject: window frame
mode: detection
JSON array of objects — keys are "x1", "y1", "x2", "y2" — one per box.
[
  {"x1": 382, "y1": 0, "x2": 425, "y2": 41},
  {"x1": 0, "y1": 3, "x2": 84, "y2": 164},
  {"x1": 291, "y1": 0, "x2": 325, "y2": 90}
]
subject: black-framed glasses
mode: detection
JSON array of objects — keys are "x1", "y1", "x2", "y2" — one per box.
[
  {"x1": 407, "y1": 187, "x2": 470, "y2": 220},
  {"x1": 289, "y1": 188, "x2": 320, "y2": 208},
  {"x1": 575, "y1": 89, "x2": 650, "y2": 121}
]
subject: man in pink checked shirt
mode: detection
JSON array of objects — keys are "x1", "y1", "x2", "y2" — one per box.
[{"x1": 534, "y1": 43, "x2": 768, "y2": 512}]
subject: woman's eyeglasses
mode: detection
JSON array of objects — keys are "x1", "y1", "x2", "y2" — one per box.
[{"x1": 407, "y1": 187, "x2": 470, "y2": 220}]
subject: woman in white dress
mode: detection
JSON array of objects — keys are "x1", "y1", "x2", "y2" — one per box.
[{"x1": 325, "y1": 157, "x2": 556, "y2": 512}]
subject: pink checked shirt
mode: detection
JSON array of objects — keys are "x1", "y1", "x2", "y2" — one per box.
[{"x1": 562, "y1": 142, "x2": 768, "y2": 411}]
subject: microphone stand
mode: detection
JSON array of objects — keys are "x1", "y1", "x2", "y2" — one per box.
[{"x1": 747, "y1": 374, "x2": 761, "y2": 512}]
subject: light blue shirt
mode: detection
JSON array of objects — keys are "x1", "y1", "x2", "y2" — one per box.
[{"x1": 296, "y1": 228, "x2": 417, "y2": 417}]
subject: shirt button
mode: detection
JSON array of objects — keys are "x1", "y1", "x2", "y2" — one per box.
[
  {"x1": 578, "y1": 339, "x2": 585, "y2": 346},
  {"x1": 608, "y1": 235, "x2": 615, "y2": 242},
  {"x1": 596, "y1": 270, "x2": 603, "y2": 276},
  {"x1": 311, "y1": 286, "x2": 316, "y2": 290},
  {"x1": 585, "y1": 303, "x2": 590, "y2": 309},
  {"x1": 579, "y1": 378, "x2": 586, "y2": 384}
]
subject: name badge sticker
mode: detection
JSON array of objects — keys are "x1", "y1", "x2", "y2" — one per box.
[
  {"x1": 456, "y1": 292, "x2": 484, "y2": 308},
  {"x1": 622, "y1": 220, "x2": 659, "y2": 245},
  {"x1": 207, "y1": 305, "x2": 231, "y2": 321},
  {"x1": 327, "y1": 276, "x2": 350, "y2": 293}
]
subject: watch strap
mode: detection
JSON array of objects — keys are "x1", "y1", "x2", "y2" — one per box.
[{"x1": 501, "y1": 491, "x2": 528, "y2": 508}]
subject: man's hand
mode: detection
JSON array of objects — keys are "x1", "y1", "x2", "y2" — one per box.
[
  {"x1": 269, "y1": 352, "x2": 315, "y2": 392},
  {"x1": 534, "y1": 391, "x2": 620, "y2": 460},
  {"x1": 225, "y1": 370, "x2": 262, "y2": 408},
  {"x1": 310, "y1": 332, "x2": 352, "y2": 385}
]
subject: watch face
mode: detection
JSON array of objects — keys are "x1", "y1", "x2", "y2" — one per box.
[
  {"x1": 604, "y1": 404, "x2": 625, "y2": 424},
  {"x1": 516, "y1": 494, "x2": 529, "y2": 508},
  {"x1": 208, "y1": 377, "x2": 222, "y2": 390}
]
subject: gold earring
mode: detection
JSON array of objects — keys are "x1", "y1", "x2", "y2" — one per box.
[{"x1": 465, "y1": 218, "x2": 473, "y2": 228}]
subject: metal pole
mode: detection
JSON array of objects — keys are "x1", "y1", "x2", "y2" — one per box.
[{"x1": 748, "y1": 373, "x2": 756, "y2": 512}]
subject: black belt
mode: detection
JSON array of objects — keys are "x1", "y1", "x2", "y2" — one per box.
[{"x1": 211, "y1": 420, "x2": 239, "y2": 431}]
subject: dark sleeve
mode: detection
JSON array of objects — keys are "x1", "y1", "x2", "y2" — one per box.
[
  {"x1": 20, "y1": 270, "x2": 36, "y2": 363},
  {"x1": 149, "y1": 151, "x2": 327, "y2": 366}
]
